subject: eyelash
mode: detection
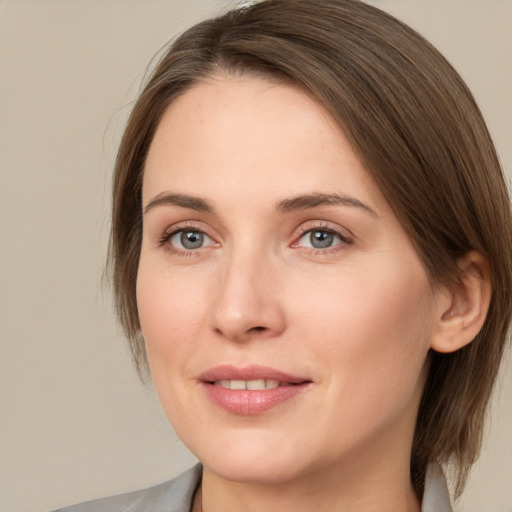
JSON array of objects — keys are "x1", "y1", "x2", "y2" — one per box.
[
  {"x1": 157, "y1": 222, "x2": 353, "y2": 256},
  {"x1": 158, "y1": 223, "x2": 215, "y2": 256},
  {"x1": 292, "y1": 224, "x2": 353, "y2": 255}
]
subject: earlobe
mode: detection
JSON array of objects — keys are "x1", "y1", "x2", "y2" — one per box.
[{"x1": 431, "y1": 252, "x2": 492, "y2": 354}]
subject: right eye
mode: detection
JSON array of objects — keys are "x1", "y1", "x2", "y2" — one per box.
[{"x1": 167, "y1": 229, "x2": 216, "y2": 250}]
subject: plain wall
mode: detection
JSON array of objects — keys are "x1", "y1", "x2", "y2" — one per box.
[{"x1": 0, "y1": 1, "x2": 510, "y2": 511}]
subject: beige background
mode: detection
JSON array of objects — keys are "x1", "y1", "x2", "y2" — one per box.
[{"x1": 0, "y1": 1, "x2": 510, "y2": 511}]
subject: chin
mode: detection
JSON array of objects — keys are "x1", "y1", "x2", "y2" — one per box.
[
  {"x1": 204, "y1": 455, "x2": 304, "y2": 485},
  {"x1": 191, "y1": 428, "x2": 312, "y2": 484}
]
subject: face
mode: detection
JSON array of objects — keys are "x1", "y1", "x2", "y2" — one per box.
[{"x1": 137, "y1": 76, "x2": 442, "y2": 485}]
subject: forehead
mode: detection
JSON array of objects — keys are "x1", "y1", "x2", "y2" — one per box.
[{"x1": 143, "y1": 75, "x2": 386, "y2": 214}]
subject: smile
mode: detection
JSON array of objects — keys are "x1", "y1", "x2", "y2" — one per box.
[
  {"x1": 213, "y1": 379, "x2": 283, "y2": 390},
  {"x1": 200, "y1": 366, "x2": 312, "y2": 415}
]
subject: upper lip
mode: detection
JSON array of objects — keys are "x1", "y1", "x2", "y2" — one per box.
[{"x1": 199, "y1": 365, "x2": 311, "y2": 384}]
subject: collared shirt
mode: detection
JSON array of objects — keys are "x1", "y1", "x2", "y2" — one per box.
[
  {"x1": 422, "y1": 464, "x2": 453, "y2": 512},
  {"x1": 53, "y1": 463, "x2": 452, "y2": 512}
]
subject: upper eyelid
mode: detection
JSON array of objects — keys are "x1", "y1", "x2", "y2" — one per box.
[
  {"x1": 163, "y1": 220, "x2": 216, "y2": 237},
  {"x1": 165, "y1": 222, "x2": 204, "y2": 234},
  {"x1": 295, "y1": 221, "x2": 354, "y2": 238},
  {"x1": 298, "y1": 224, "x2": 342, "y2": 234}
]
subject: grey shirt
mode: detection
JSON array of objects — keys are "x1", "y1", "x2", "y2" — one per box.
[{"x1": 52, "y1": 463, "x2": 452, "y2": 512}]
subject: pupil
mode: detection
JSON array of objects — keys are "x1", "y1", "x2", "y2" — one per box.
[
  {"x1": 181, "y1": 231, "x2": 204, "y2": 249},
  {"x1": 311, "y1": 230, "x2": 333, "y2": 249}
]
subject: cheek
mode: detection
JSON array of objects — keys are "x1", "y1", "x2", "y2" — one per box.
[
  {"x1": 292, "y1": 262, "x2": 435, "y2": 406},
  {"x1": 136, "y1": 262, "x2": 208, "y2": 370},
  {"x1": 136, "y1": 261, "x2": 215, "y2": 431}
]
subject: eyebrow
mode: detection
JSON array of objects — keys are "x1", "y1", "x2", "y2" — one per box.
[
  {"x1": 144, "y1": 193, "x2": 215, "y2": 215},
  {"x1": 143, "y1": 191, "x2": 376, "y2": 217},
  {"x1": 278, "y1": 193, "x2": 377, "y2": 216}
]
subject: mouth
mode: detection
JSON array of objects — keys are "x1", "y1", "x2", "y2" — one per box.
[
  {"x1": 199, "y1": 365, "x2": 312, "y2": 415},
  {"x1": 211, "y1": 379, "x2": 286, "y2": 390}
]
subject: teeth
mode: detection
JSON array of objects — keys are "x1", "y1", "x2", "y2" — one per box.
[
  {"x1": 246, "y1": 379, "x2": 265, "y2": 390},
  {"x1": 230, "y1": 379, "x2": 246, "y2": 390},
  {"x1": 213, "y1": 379, "x2": 281, "y2": 390}
]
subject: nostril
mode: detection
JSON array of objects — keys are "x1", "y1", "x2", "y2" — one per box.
[{"x1": 251, "y1": 326, "x2": 266, "y2": 332}]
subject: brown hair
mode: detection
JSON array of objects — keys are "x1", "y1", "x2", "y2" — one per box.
[{"x1": 109, "y1": 0, "x2": 512, "y2": 498}]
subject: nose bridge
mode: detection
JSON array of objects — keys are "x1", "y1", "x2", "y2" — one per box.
[{"x1": 210, "y1": 241, "x2": 285, "y2": 341}]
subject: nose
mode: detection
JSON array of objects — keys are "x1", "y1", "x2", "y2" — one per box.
[{"x1": 209, "y1": 251, "x2": 286, "y2": 343}]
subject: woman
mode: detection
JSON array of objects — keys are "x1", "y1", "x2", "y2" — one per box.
[{"x1": 56, "y1": 0, "x2": 512, "y2": 510}]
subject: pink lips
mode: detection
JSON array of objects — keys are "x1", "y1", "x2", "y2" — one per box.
[{"x1": 199, "y1": 365, "x2": 312, "y2": 415}]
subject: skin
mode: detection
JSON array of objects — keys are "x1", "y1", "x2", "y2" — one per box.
[{"x1": 137, "y1": 75, "x2": 456, "y2": 512}]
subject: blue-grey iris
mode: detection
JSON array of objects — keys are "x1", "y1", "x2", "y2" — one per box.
[
  {"x1": 310, "y1": 231, "x2": 334, "y2": 249},
  {"x1": 181, "y1": 231, "x2": 204, "y2": 249},
  {"x1": 310, "y1": 230, "x2": 334, "y2": 248}
]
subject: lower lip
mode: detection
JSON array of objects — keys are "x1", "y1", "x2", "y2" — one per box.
[{"x1": 201, "y1": 382, "x2": 310, "y2": 415}]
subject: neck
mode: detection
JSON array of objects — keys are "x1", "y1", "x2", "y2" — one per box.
[{"x1": 196, "y1": 446, "x2": 421, "y2": 512}]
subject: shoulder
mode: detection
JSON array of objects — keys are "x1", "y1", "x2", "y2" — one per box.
[{"x1": 51, "y1": 464, "x2": 202, "y2": 512}]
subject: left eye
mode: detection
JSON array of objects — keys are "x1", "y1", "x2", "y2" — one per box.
[
  {"x1": 297, "y1": 229, "x2": 346, "y2": 249},
  {"x1": 169, "y1": 230, "x2": 214, "y2": 250}
]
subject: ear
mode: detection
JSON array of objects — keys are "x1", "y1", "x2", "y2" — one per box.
[{"x1": 430, "y1": 251, "x2": 492, "y2": 354}]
